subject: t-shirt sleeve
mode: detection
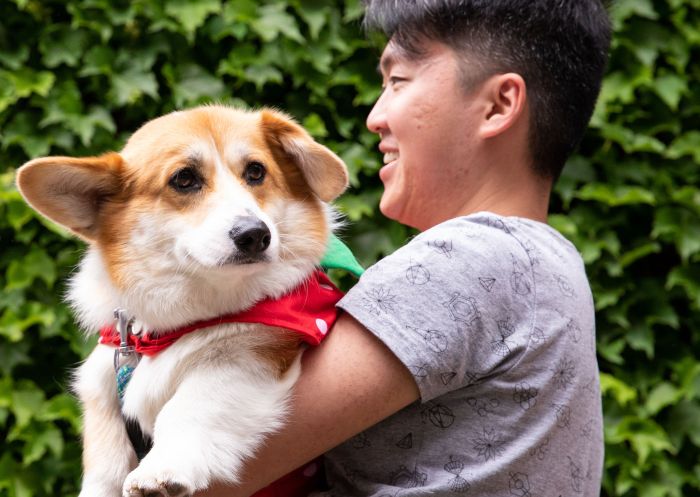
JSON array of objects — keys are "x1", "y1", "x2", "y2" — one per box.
[{"x1": 337, "y1": 217, "x2": 536, "y2": 402}]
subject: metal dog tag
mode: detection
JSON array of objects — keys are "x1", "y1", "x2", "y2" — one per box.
[{"x1": 112, "y1": 308, "x2": 140, "y2": 402}]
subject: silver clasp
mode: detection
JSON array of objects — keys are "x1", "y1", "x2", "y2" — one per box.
[{"x1": 113, "y1": 308, "x2": 139, "y2": 371}]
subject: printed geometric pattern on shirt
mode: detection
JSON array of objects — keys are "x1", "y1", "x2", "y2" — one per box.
[
  {"x1": 360, "y1": 285, "x2": 398, "y2": 315},
  {"x1": 443, "y1": 456, "x2": 471, "y2": 493},
  {"x1": 406, "y1": 325, "x2": 449, "y2": 354},
  {"x1": 472, "y1": 427, "x2": 506, "y2": 461}
]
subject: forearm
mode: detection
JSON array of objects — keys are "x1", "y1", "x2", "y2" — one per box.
[{"x1": 197, "y1": 313, "x2": 420, "y2": 496}]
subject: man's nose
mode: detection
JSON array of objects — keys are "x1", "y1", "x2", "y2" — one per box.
[{"x1": 366, "y1": 91, "x2": 387, "y2": 134}]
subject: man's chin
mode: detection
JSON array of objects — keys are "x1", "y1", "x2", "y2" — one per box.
[{"x1": 379, "y1": 195, "x2": 404, "y2": 223}]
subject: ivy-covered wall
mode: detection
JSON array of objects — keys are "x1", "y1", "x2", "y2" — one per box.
[{"x1": 0, "y1": 1, "x2": 698, "y2": 496}]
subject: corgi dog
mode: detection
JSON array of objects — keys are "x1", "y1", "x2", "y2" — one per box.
[{"x1": 16, "y1": 105, "x2": 349, "y2": 497}]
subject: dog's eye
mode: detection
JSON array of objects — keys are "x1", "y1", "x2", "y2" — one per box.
[
  {"x1": 243, "y1": 161, "x2": 266, "y2": 185},
  {"x1": 169, "y1": 167, "x2": 202, "y2": 193}
]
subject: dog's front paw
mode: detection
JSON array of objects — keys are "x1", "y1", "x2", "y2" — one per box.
[{"x1": 123, "y1": 470, "x2": 194, "y2": 497}]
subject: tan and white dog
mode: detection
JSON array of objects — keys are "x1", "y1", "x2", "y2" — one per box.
[{"x1": 16, "y1": 105, "x2": 348, "y2": 497}]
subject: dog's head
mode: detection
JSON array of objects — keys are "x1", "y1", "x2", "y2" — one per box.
[{"x1": 16, "y1": 106, "x2": 348, "y2": 327}]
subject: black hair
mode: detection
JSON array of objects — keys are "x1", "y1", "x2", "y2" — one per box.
[{"x1": 363, "y1": 0, "x2": 612, "y2": 180}]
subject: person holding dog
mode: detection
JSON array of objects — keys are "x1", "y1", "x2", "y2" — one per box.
[{"x1": 202, "y1": 1, "x2": 611, "y2": 495}]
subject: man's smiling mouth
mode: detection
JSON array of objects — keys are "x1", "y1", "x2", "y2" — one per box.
[{"x1": 383, "y1": 152, "x2": 399, "y2": 164}]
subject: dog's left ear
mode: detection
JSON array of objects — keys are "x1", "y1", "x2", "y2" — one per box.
[{"x1": 261, "y1": 109, "x2": 349, "y2": 202}]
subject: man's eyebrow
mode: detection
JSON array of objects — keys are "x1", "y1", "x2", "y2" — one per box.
[{"x1": 377, "y1": 52, "x2": 398, "y2": 75}]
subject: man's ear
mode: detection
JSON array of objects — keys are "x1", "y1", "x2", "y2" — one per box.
[
  {"x1": 261, "y1": 109, "x2": 349, "y2": 202},
  {"x1": 479, "y1": 73, "x2": 527, "y2": 139},
  {"x1": 15, "y1": 153, "x2": 123, "y2": 241}
]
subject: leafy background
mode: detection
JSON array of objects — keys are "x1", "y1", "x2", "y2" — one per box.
[{"x1": 0, "y1": 0, "x2": 698, "y2": 495}]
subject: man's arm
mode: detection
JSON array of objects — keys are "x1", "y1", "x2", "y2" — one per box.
[{"x1": 197, "y1": 312, "x2": 421, "y2": 496}]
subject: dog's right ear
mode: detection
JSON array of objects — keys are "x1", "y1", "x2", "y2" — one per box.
[
  {"x1": 15, "y1": 153, "x2": 123, "y2": 241},
  {"x1": 261, "y1": 109, "x2": 348, "y2": 202}
]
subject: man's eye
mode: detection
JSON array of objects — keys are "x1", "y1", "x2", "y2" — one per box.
[
  {"x1": 244, "y1": 161, "x2": 266, "y2": 185},
  {"x1": 169, "y1": 167, "x2": 202, "y2": 193}
]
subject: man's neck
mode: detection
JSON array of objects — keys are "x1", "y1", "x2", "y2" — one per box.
[{"x1": 458, "y1": 178, "x2": 551, "y2": 223}]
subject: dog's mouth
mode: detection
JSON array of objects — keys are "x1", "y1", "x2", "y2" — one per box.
[{"x1": 220, "y1": 253, "x2": 270, "y2": 266}]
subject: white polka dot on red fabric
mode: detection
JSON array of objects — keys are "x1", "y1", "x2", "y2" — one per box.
[{"x1": 315, "y1": 318, "x2": 328, "y2": 335}]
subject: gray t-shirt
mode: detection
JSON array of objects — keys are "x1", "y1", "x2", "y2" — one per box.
[{"x1": 321, "y1": 212, "x2": 603, "y2": 497}]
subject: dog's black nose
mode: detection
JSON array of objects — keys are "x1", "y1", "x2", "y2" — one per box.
[{"x1": 229, "y1": 217, "x2": 271, "y2": 255}]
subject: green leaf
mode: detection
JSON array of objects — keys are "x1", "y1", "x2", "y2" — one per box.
[
  {"x1": 611, "y1": 417, "x2": 675, "y2": 465},
  {"x1": 0, "y1": 339, "x2": 31, "y2": 376},
  {"x1": 654, "y1": 73, "x2": 687, "y2": 110},
  {"x1": 577, "y1": 184, "x2": 656, "y2": 206},
  {"x1": 600, "y1": 372, "x2": 638, "y2": 406},
  {"x1": 646, "y1": 382, "x2": 682, "y2": 415},
  {"x1": 547, "y1": 214, "x2": 577, "y2": 239},
  {"x1": 626, "y1": 323, "x2": 655, "y2": 359},
  {"x1": 594, "y1": 286, "x2": 625, "y2": 310},
  {"x1": 73, "y1": 106, "x2": 117, "y2": 146},
  {"x1": 619, "y1": 242, "x2": 661, "y2": 268},
  {"x1": 166, "y1": 63, "x2": 227, "y2": 107},
  {"x1": 302, "y1": 113, "x2": 328, "y2": 138},
  {"x1": 0, "y1": 45, "x2": 30, "y2": 71},
  {"x1": 243, "y1": 64, "x2": 284, "y2": 91},
  {"x1": 666, "y1": 131, "x2": 700, "y2": 163},
  {"x1": 38, "y1": 394, "x2": 81, "y2": 431},
  {"x1": 338, "y1": 142, "x2": 380, "y2": 187},
  {"x1": 670, "y1": 186, "x2": 700, "y2": 213},
  {"x1": 654, "y1": 207, "x2": 700, "y2": 262},
  {"x1": 0, "y1": 69, "x2": 55, "y2": 113},
  {"x1": 667, "y1": 266, "x2": 700, "y2": 310},
  {"x1": 251, "y1": 4, "x2": 304, "y2": 43},
  {"x1": 598, "y1": 71, "x2": 638, "y2": 106},
  {"x1": 599, "y1": 123, "x2": 665, "y2": 154},
  {"x1": 109, "y1": 67, "x2": 159, "y2": 106},
  {"x1": 0, "y1": 303, "x2": 56, "y2": 342},
  {"x1": 336, "y1": 192, "x2": 378, "y2": 222},
  {"x1": 79, "y1": 46, "x2": 116, "y2": 77},
  {"x1": 40, "y1": 78, "x2": 116, "y2": 145},
  {"x1": 165, "y1": 0, "x2": 222, "y2": 39},
  {"x1": 22, "y1": 425, "x2": 64, "y2": 465},
  {"x1": 39, "y1": 28, "x2": 90, "y2": 68},
  {"x1": 5, "y1": 248, "x2": 57, "y2": 290},
  {"x1": 305, "y1": 43, "x2": 335, "y2": 74},
  {"x1": 10, "y1": 387, "x2": 45, "y2": 429},
  {"x1": 638, "y1": 459, "x2": 686, "y2": 497},
  {"x1": 6, "y1": 199, "x2": 34, "y2": 232},
  {"x1": 674, "y1": 358, "x2": 700, "y2": 401},
  {"x1": 668, "y1": 400, "x2": 700, "y2": 448},
  {"x1": 295, "y1": 1, "x2": 329, "y2": 40},
  {"x1": 677, "y1": 222, "x2": 700, "y2": 262},
  {"x1": 343, "y1": 0, "x2": 365, "y2": 21},
  {"x1": 0, "y1": 453, "x2": 18, "y2": 487},
  {"x1": 610, "y1": 0, "x2": 658, "y2": 27},
  {"x1": 645, "y1": 299, "x2": 680, "y2": 330},
  {"x1": 2, "y1": 111, "x2": 53, "y2": 157}
]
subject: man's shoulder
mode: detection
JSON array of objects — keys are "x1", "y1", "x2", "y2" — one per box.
[{"x1": 387, "y1": 212, "x2": 577, "y2": 268}]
